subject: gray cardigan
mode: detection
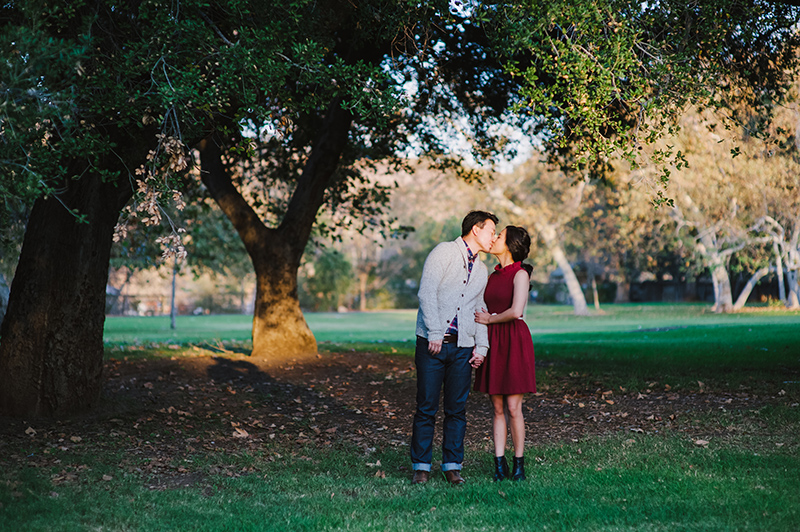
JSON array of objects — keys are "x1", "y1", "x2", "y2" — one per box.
[{"x1": 415, "y1": 237, "x2": 489, "y2": 356}]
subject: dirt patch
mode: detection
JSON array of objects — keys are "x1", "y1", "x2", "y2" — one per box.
[{"x1": 0, "y1": 350, "x2": 789, "y2": 486}]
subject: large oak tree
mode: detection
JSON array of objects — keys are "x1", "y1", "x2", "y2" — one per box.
[{"x1": 0, "y1": 0, "x2": 409, "y2": 416}]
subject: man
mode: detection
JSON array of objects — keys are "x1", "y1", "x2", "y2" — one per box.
[{"x1": 411, "y1": 210, "x2": 498, "y2": 485}]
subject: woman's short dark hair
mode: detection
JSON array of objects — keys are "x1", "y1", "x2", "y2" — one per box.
[
  {"x1": 505, "y1": 225, "x2": 531, "y2": 263},
  {"x1": 461, "y1": 210, "x2": 499, "y2": 237}
]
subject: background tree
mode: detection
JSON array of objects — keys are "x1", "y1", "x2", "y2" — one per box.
[
  {"x1": 298, "y1": 245, "x2": 354, "y2": 312},
  {"x1": 487, "y1": 159, "x2": 593, "y2": 315},
  {"x1": 748, "y1": 83, "x2": 800, "y2": 309}
]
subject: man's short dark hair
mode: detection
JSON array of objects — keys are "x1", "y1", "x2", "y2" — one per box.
[{"x1": 461, "y1": 210, "x2": 499, "y2": 237}]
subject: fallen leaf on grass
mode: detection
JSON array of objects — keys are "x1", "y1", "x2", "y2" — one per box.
[
  {"x1": 70, "y1": 436, "x2": 82, "y2": 443},
  {"x1": 374, "y1": 470, "x2": 385, "y2": 478},
  {"x1": 102, "y1": 475, "x2": 113, "y2": 481},
  {"x1": 232, "y1": 427, "x2": 249, "y2": 438},
  {"x1": 693, "y1": 439, "x2": 710, "y2": 447},
  {"x1": 25, "y1": 427, "x2": 36, "y2": 436}
]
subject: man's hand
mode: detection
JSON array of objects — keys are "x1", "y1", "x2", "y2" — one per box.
[
  {"x1": 469, "y1": 349, "x2": 485, "y2": 368},
  {"x1": 428, "y1": 339, "x2": 443, "y2": 355}
]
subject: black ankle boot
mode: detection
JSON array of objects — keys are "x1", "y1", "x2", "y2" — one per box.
[
  {"x1": 512, "y1": 456, "x2": 526, "y2": 481},
  {"x1": 493, "y1": 456, "x2": 510, "y2": 481}
]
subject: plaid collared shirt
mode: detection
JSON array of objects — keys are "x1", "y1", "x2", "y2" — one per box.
[{"x1": 445, "y1": 241, "x2": 477, "y2": 335}]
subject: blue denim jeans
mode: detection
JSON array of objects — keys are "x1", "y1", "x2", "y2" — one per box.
[{"x1": 410, "y1": 336, "x2": 473, "y2": 472}]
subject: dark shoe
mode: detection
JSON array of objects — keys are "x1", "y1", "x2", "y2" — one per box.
[
  {"x1": 411, "y1": 470, "x2": 430, "y2": 484},
  {"x1": 444, "y1": 470, "x2": 466, "y2": 485},
  {"x1": 512, "y1": 456, "x2": 526, "y2": 481},
  {"x1": 493, "y1": 455, "x2": 510, "y2": 481}
]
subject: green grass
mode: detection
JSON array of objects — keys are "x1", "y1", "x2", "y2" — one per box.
[
  {"x1": 104, "y1": 303, "x2": 800, "y2": 345},
  {"x1": 3, "y1": 432, "x2": 799, "y2": 531},
  {"x1": 3, "y1": 303, "x2": 797, "y2": 530}
]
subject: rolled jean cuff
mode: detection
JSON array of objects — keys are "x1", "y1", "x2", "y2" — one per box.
[
  {"x1": 412, "y1": 463, "x2": 431, "y2": 472},
  {"x1": 441, "y1": 462, "x2": 462, "y2": 472}
]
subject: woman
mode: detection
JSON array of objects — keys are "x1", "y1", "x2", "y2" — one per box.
[{"x1": 474, "y1": 225, "x2": 536, "y2": 481}]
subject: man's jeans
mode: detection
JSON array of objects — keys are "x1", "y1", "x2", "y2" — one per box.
[{"x1": 410, "y1": 336, "x2": 473, "y2": 472}]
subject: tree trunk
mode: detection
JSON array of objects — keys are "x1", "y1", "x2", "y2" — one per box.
[
  {"x1": 358, "y1": 272, "x2": 368, "y2": 311},
  {"x1": 0, "y1": 172, "x2": 132, "y2": 417},
  {"x1": 786, "y1": 223, "x2": 800, "y2": 309},
  {"x1": 787, "y1": 269, "x2": 800, "y2": 309},
  {"x1": 0, "y1": 273, "x2": 9, "y2": 328},
  {"x1": 614, "y1": 281, "x2": 630, "y2": 303},
  {"x1": 692, "y1": 224, "x2": 734, "y2": 314},
  {"x1": 538, "y1": 224, "x2": 589, "y2": 316},
  {"x1": 591, "y1": 275, "x2": 601, "y2": 311},
  {"x1": 774, "y1": 242, "x2": 786, "y2": 303},
  {"x1": 709, "y1": 260, "x2": 734, "y2": 313},
  {"x1": 733, "y1": 266, "x2": 772, "y2": 311},
  {"x1": 198, "y1": 100, "x2": 352, "y2": 361},
  {"x1": 170, "y1": 255, "x2": 178, "y2": 329},
  {"x1": 251, "y1": 243, "x2": 319, "y2": 361},
  {"x1": 786, "y1": 248, "x2": 800, "y2": 309}
]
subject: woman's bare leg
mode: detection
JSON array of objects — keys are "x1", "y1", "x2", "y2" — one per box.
[
  {"x1": 490, "y1": 394, "x2": 507, "y2": 456},
  {"x1": 505, "y1": 394, "x2": 525, "y2": 457}
]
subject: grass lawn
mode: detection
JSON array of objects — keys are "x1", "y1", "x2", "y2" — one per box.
[
  {"x1": 1, "y1": 303, "x2": 797, "y2": 531},
  {"x1": 103, "y1": 302, "x2": 800, "y2": 344},
  {"x1": 105, "y1": 303, "x2": 800, "y2": 391}
]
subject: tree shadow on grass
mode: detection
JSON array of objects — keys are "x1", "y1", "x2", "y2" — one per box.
[{"x1": 206, "y1": 356, "x2": 277, "y2": 388}]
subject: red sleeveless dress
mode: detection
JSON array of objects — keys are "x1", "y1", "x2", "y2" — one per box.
[{"x1": 474, "y1": 262, "x2": 536, "y2": 395}]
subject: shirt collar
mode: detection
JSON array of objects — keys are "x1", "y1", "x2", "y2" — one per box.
[{"x1": 464, "y1": 240, "x2": 477, "y2": 262}]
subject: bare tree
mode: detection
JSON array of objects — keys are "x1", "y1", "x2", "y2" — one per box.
[{"x1": 487, "y1": 161, "x2": 592, "y2": 316}]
